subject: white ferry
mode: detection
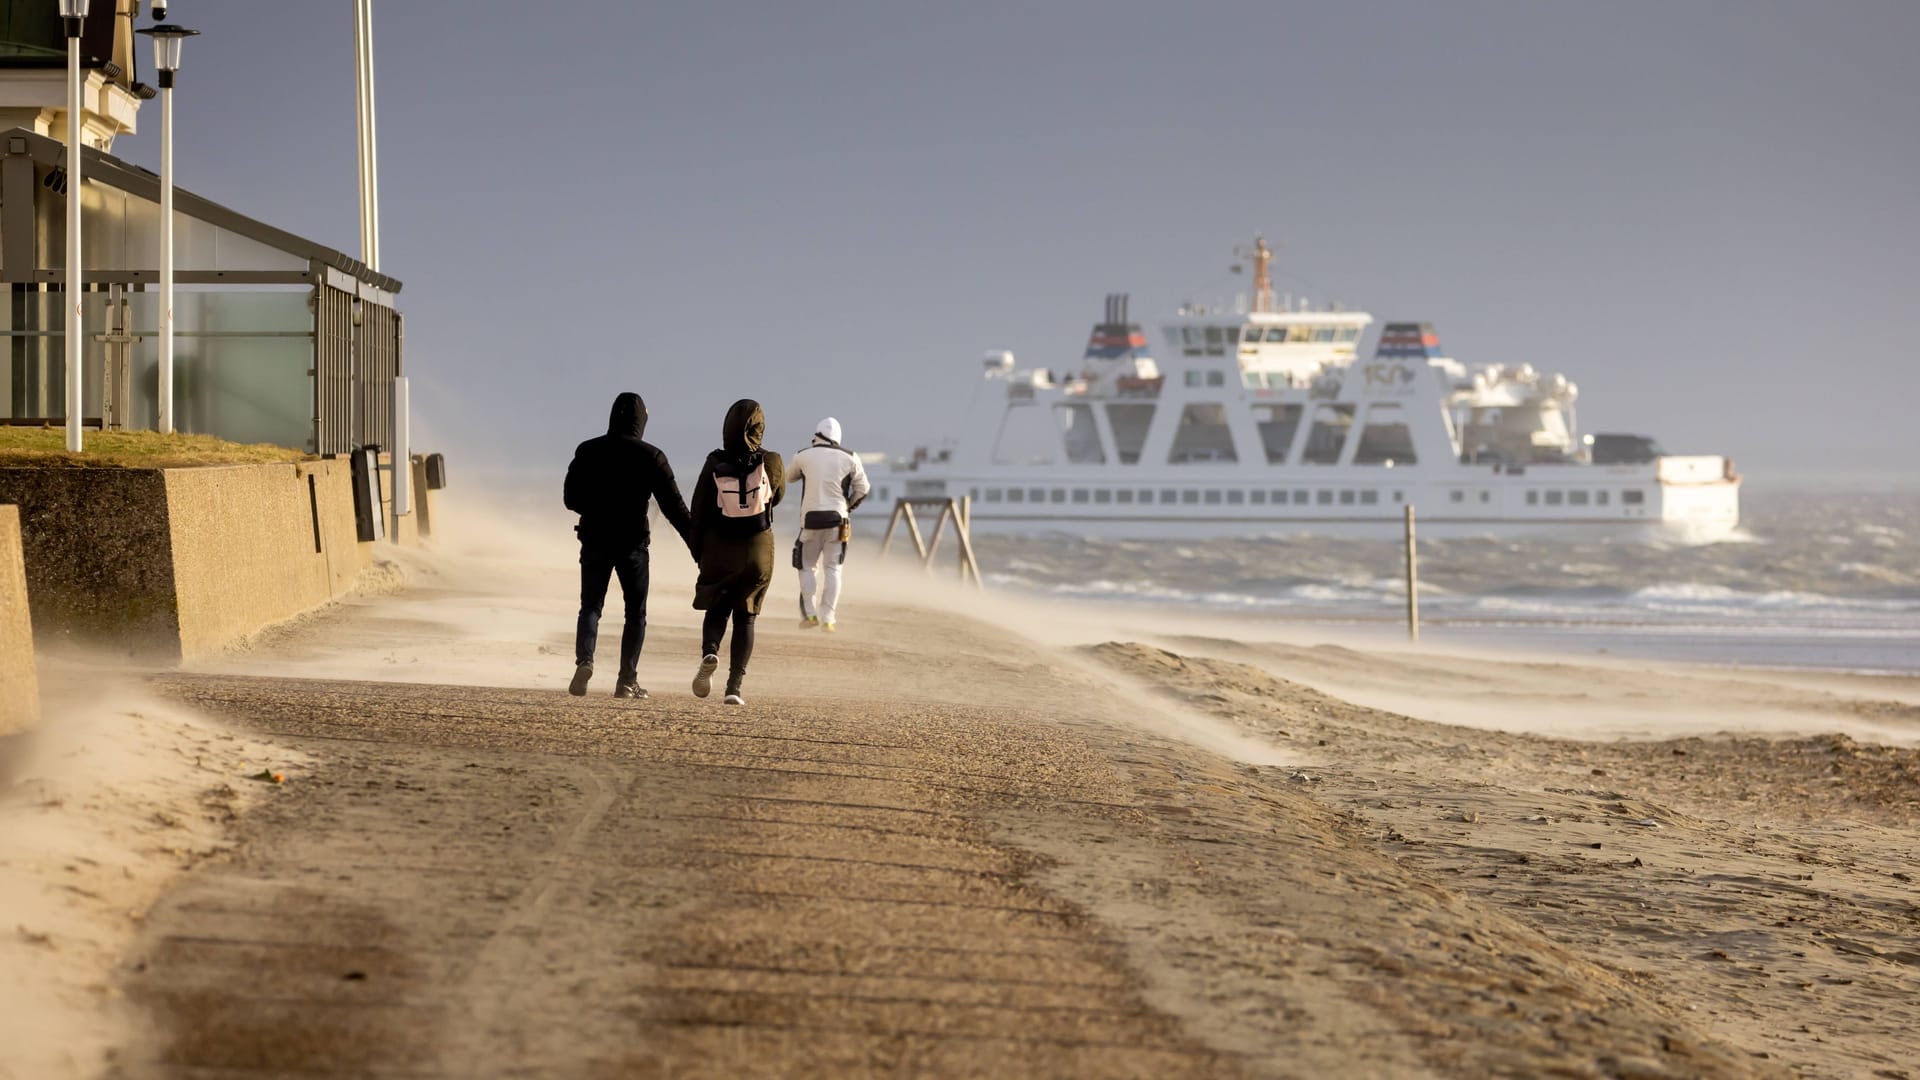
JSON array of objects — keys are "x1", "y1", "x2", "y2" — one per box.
[{"x1": 879, "y1": 238, "x2": 1740, "y2": 541}]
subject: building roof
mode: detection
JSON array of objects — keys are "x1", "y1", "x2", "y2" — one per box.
[{"x1": 6, "y1": 124, "x2": 402, "y2": 294}]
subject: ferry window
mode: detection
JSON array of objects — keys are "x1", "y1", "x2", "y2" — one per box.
[
  {"x1": 1007, "y1": 488, "x2": 1024, "y2": 503},
  {"x1": 1169, "y1": 404, "x2": 1239, "y2": 464},
  {"x1": 1353, "y1": 403, "x2": 1418, "y2": 466},
  {"x1": 1360, "y1": 490, "x2": 1379, "y2": 505},
  {"x1": 1313, "y1": 327, "x2": 1336, "y2": 343},
  {"x1": 1140, "y1": 489, "x2": 1154, "y2": 504},
  {"x1": 1093, "y1": 489, "x2": 1112, "y2": 504},
  {"x1": 1050, "y1": 488, "x2": 1067, "y2": 503},
  {"x1": 1184, "y1": 370, "x2": 1203, "y2": 388},
  {"x1": 969, "y1": 488, "x2": 980, "y2": 501},
  {"x1": 1479, "y1": 491, "x2": 1491, "y2": 503},
  {"x1": 1205, "y1": 371, "x2": 1225, "y2": 388},
  {"x1": 1181, "y1": 327, "x2": 1202, "y2": 356},
  {"x1": 1623, "y1": 489, "x2": 1645, "y2": 505},
  {"x1": 1244, "y1": 326, "x2": 1261, "y2": 344},
  {"x1": 1393, "y1": 491, "x2": 1404, "y2": 503},
  {"x1": 1028, "y1": 488, "x2": 1045, "y2": 503},
  {"x1": 1337, "y1": 327, "x2": 1360, "y2": 342},
  {"x1": 1569, "y1": 490, "x2": 1590, "y2": 506},
  {"x1": 1545, "y1": 490, "x2": 1563, "y2": 506},
  {"x1": 1204, "y1": 327, "x2": 1223, "y2": 348},
  {"x1": 1226, "y1": 327, "x2": 1241, "y2": 345},
  {"x1": 1227, "y1": 490, "x2": 1245, "y2": 505},
  {"x1": 1242, "y1": 372, "x2": 1265, "y2": 390},
  {"x1": 1072, "y1": 489, "x2": 1090, "y2": 504},
  {"x1": 1302, "y1": 403, "x2": 1357, "y2": 464},
  {"x1": 1161, "y1": 489, "x2": 1178, "y2": 504},
  {"x1": 1290, "y1": 326, "x2": 1314, "y2": 343},
  {"x1": 1250, "y1": 490, "x2": 1266, "y2": 504},
  {"x1": 1265, "y1": 328, "x2": 1288, "y2": 343},
  {"x1": 1116, "y1": 489, "x2": 1134, "y2": 504},
  {"x1": 1204, "y1": 490, "x2": 1223, "y2": 505},
  {"x1": 1596, "y1": 490, "x2": 1610, "y2": 506},
  {"x1": 1164, "y1": 329, "x2": 1182, "y2": 351},
  {"x1": 1526, "y1": 491, "x2": 1539, "y2": 505},
  {"x1": 986, "y1": 488, "x2": 1003, "y2": 503},
  {"x1": 1317, "y1": 490, "x2": 1333, "y2": 505},
  {"x1": 1449, "y1": 490, "x2": 1465, "y2": 503},
  {"x1": 1339, "y1": 490, "x2": 1356, "y2": 505},
  {"x1": 1293, "y1": 489, "x2": 1309, "y2": 504},
  {"x1": 1181, "y1": 490, "x2": 1200, "y2": 504}
]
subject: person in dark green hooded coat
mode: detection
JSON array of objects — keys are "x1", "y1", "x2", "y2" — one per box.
[{"x1": 689, "y1": 399, "x2": 786, "y2": 704}]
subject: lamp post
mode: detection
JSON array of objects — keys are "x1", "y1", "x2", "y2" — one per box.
[
  {"x1": 60, "y1": 0, "x2": 87, "y2": 452},
  {"x1": 137, "y1": 21, "x2": 198, "y2": 434}
]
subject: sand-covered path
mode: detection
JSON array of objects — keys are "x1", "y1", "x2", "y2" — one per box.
[{"x1": 127, "y1": 666, "x2": 1767, "y2": 1079}]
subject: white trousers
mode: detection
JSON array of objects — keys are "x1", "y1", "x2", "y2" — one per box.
[{"x1": 796, "y1": 527, "x2": 846, "y2": 624}]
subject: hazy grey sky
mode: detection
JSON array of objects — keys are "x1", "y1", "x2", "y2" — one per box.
[{"x1": 112, "y1": 1, "x2": 1920, "y2": 484}]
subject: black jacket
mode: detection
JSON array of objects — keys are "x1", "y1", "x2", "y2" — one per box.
[{"x1": 564, "y1": 392, "x2": 693, "y2": 551}]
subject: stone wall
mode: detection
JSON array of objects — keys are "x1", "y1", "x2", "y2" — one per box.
[
  {"x1": 0, "y1": 505, "x2": 37, "y2": 733},
  {"x1": 0, "y1": 457, "x2": 428, "y2": 663},
  {"x1": 164, "y1": 459, "x2": 370, "y2": 659},
  {"x1": 0, "y1": 468, "x2": 179, "y2": 658}
]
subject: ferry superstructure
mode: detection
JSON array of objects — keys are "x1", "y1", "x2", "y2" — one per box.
[{"x1": 878, "y1": 238, "x2": 1740, "y2": 540}]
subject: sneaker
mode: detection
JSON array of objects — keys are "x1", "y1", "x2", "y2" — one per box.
[
  {"x1": 568, "y1": 662, "x2": 593, "y2": 697},
  {"x1": 692, "y1": 654, "x2": 719, "y2": 698},
  {"x1": 799, "y1": 615, "x2": 819, "y2": 629},
  {"x1": 821, "y1": 622, "x2": 837, "y2": 634},
  {"x1": 613, "y1": 682, "x2": 647, "y2": 700},
  {"x1": 723, "y1": 692, "x2": 745, "y2": 706}
]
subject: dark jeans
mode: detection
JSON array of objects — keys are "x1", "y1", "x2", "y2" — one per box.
[{"x1": 576, "y1": 543, "x2": 650, "y2": 684}]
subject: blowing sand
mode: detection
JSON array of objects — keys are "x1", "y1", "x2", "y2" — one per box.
[{"x1": 4, "y1": 498, "x2": 1917, "y2": 1077}]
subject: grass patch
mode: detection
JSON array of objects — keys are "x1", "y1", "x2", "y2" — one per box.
[{"x1": 0, "y1": 427, "x2": 309, "y2": 469}]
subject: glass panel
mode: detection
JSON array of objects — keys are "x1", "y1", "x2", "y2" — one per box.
[
  {"x1": 1204, "y1": 490, "x2": 1222, "y2": 504},
  {"x1": 1265, "y1": 327, "x2": 1287, "y2": 342}
]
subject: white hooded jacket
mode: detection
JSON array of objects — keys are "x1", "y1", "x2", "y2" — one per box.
[{"x1": 792, "y1": 419, "x2": 872, "y2": 524}]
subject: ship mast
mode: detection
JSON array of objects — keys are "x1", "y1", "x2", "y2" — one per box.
[{"x1": 1233, "y1": 234, "x2": 1277, "y2": 313}]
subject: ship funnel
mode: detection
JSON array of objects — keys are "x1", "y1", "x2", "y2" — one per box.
[{"x1": 1375, "y1": 322, "x2": 1443, "y2": 360}]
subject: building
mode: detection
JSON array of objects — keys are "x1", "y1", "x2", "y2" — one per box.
[{"x1": 0, "y1": 1, "x2": 401, "y2": 454}]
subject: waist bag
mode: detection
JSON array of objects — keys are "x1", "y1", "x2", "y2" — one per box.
[{"x1": 803, "y1": 509, "x2": 845, "y2": 530}]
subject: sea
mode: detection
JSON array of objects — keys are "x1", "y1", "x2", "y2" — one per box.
[{"x1": 972, "y1": 489, "x2": 1920, "y2": 675}]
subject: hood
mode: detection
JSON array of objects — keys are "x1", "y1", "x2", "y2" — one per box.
[
  {"x1": 722, "y1": 398, "x2": 764, "y2": 456},
  {"x1": 607, "y1": 392, "x2": 647, "y2": 440},
  {"x1": 813, "y1": 416, "x2": 843, "y2": 446}
]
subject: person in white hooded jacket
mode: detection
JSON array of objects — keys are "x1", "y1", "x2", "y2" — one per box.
[{"x1": 790, "y1": 417, "x2": 871, "y2": 632}]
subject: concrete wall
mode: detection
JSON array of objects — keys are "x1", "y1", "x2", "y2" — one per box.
[
  {"x1": 164, "y1": 460, "x2": 369, "y2": 659},
  {"x1": 0, "y1": 505, "x2": 38, "y2": 733},
  {"x1": 0, "y1": 457, "x2": 428, "y2": 663},
  {"x1": 0, "y1": 468, "x2": 181, "y2": 656}
]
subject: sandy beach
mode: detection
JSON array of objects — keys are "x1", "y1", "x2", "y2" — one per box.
[{"x1": 4, "y1": 503, "x2": 1918, "y2": 1078}]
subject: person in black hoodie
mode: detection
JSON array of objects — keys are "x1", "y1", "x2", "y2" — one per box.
[
  {"x1": 563, "y1": 392, "x2": 693, "y2": 699},
  {"x1": 688, "y1": 399, "x2": 785, "y2": 705}
]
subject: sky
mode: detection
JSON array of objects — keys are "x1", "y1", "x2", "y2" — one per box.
[{"x1": 107, "y1": 1, "x2": 1920, "y2": 486}]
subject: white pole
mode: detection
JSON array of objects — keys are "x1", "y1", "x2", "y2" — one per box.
[
  {"x1": 158, "y1": 79, "x2": 174, "y2": 432},
  {"x1": 353, "y1": 0, "x2": 380, "y2": 271},
  {"x1": 65, "y1": 29, "x2": 84, "y2": 453},
  {"x1": 390, "y1": 375, "x2": 409, "y2": 541}
]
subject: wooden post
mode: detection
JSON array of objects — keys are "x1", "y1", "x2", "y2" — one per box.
[{"x1": 1404, "y1": 504, "x2": 1419, "y2": 643}]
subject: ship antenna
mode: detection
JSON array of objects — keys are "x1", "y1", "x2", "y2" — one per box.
[{"x1": 1232, "y1": 234, "x2": 1277, "y2": 313}]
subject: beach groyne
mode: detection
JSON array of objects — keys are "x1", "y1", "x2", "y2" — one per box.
[
  {"x1": 0, "y1": 457, "x2": 432, "y2": 663},
  {"x1": 0, "y1": 504, "x2": 37, "y2": 732}
]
